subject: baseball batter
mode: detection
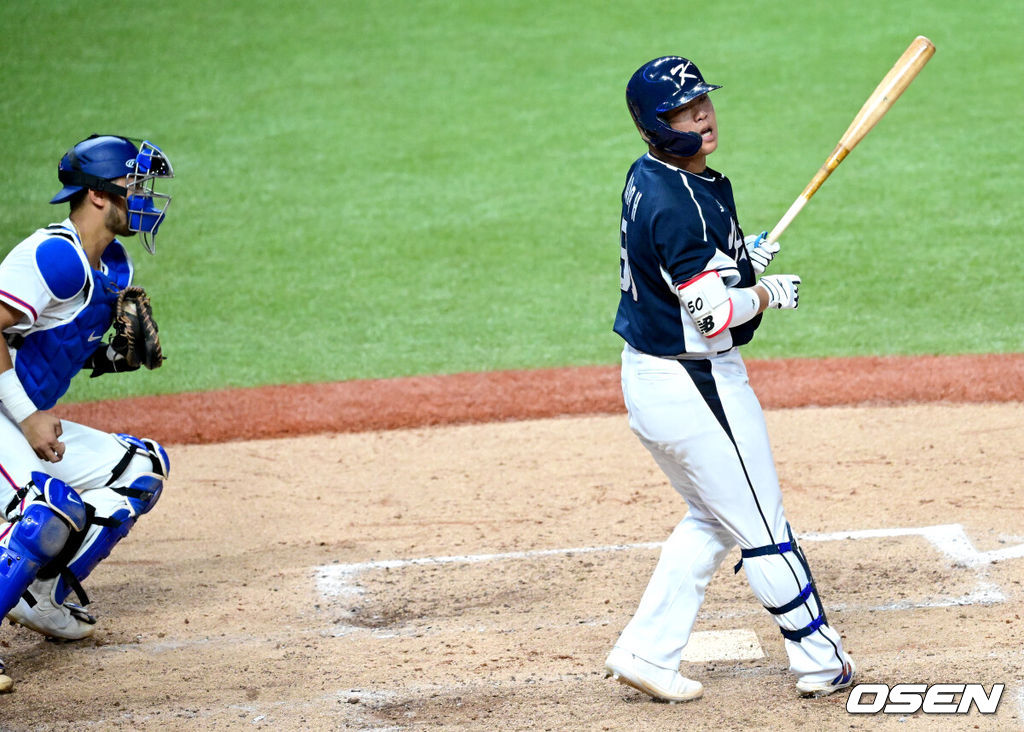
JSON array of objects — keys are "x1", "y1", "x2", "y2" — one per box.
[
  {"x1": 0, "y1": 135, "x2": 174, "y2": 690},
  {"x1": 603, "y1": 57, "x2": 855, "y2": 702}
]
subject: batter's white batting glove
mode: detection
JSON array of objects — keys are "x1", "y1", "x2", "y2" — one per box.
[
  {"x1": 745, "y1": 231, "x2": 780, "y2": 274},
  {"x1": 759, "y1": 274, "x2": 801, "y2": 309}
]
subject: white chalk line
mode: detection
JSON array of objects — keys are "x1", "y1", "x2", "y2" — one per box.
[
  {"x1": 318, "y1": 541, "x2": 662, "y2": 594},
  {"x1": 800, "y1": 524, "x2": 1024, "y2": 567},
  {"x1": 315, "y1": 523, "x2": 1020, "y2": 651},
  {"x1": 316, "y1": 523, "x2": 1019, "y2": 604},
  {"x1": 310, "y1": 522, "x2": 1024, "y2": 713}
]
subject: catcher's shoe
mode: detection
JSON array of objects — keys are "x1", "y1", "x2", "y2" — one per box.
[
  {"x1": 0, "y1": 658, "x2": 12, "y2": 693},
  {"x1": 604, "y1": 646, "x2": 703, "y2": 703},
  {"x1": 796, "y1": 656, "x2": 856, "y2": 698},
  {"x1": 8, "y1": 588, "x2": 96, "y2": 641}
]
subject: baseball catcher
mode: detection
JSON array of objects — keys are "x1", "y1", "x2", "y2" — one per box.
[{"x1": 0, "y1": 134, "x2": 174, "y2": 692}]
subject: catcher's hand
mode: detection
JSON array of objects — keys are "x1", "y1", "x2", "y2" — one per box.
[
  {"x1": 84, "y1": 344, "x2": 138, "y2": 378},
  {"x1": 109, "y1": 286, "x2": 164, "y2": 370}
]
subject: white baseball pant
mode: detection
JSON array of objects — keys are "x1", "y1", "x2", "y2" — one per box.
[{"x1": 613, "y1": 343, "x2": 849, "y2": 686}]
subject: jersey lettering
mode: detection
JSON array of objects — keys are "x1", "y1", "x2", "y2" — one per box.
[
  {"x1": 726, "y1": 217, "x2": 747, "y2": 264},
  {"x1": 624, "y1": 173, "x2": 638, "y2": 208},
  {"x1": 613, "y1": 155, "x2": 760, "y2": 355},
  {"x1": 631, "y1": 191, "x2": 643, "y2": 221},
  {"x1": 619, "y1": 217, "x2": 637, "y2": 301}
]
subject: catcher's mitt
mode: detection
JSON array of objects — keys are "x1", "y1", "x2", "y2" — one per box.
[{"x1": 110, "y1": 286, "x2": 164, "y2": 370}]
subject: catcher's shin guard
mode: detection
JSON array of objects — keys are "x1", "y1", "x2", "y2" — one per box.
[
  {"x1": 0, "y1": 474, "x2": 86, "y2": 618},
  {"x1": 46, "y1": 435, "x2": 167, "y2": 607}
]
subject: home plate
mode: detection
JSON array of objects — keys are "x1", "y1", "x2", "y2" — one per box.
[{"x1": 680, "y1": 629, "x2": 764, "y2": 662}]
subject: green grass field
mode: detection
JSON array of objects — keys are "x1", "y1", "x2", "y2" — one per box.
[{"x1": 0, "y1": 0, "x2": 1020, "y2": 402}]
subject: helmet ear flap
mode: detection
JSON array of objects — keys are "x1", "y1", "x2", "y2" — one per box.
[
  {"x1": 49, "y1": 135, "x2": 173, "y2": 253},
  {"x1": 660, "y1": 130, "x2": 704, "y2": 158}
]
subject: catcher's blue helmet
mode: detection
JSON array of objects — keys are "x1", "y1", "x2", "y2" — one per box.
[
  {"x1": 50, "y1": 135, "x2": 142, "y2": 204},
  {"x1": 626, "y1": 56, "x2": 722, "y2": 157},
  {"x1": 50, "y1": 134, "x2": 174, "y2": 254}
]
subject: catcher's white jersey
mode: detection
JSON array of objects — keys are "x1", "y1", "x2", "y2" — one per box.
[
  {"x1": 0, "y1": 220, "x2": 133, "y2": 410},
  {"x1": 0, "y1": 219, "x2": 133, "y2": 334}
]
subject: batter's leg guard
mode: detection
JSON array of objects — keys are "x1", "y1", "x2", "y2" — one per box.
[
  {"x1": 734, "y1": 524, "x2": 851, "y2": 687},
  {"x1": 0, "y1": 474, "x2": 86, "y2": 620},
  {"x1": 46, "y1": 434, "x2": 168, "y2": 608},
  {"x1": 733, "y1": 525, "x2": 829, "y2": 633}
]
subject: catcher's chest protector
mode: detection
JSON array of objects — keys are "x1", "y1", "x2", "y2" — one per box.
[{"x1": 14, "y1": 245, "x2": 131, "y2": 410}]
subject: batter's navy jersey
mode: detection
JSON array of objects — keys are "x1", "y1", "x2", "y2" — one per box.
[{"x1": 614, "y1": 153, "x2": 761, "y2": 357}]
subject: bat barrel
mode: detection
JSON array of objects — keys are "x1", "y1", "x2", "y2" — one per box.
[
  {"x1": 839, "y1": 36, "x2": 935, "y2": 150},
  {"x1": 765, "y1": 36, "x2": 934, "y2": 246}
]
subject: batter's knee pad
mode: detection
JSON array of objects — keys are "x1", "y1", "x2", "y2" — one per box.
[
  {"x1": 734, "y1": 524, "x2": 829, "y2": 642},
  {"x1": 47, "y1": 435, "x2": 169, "y2": 607},
  {"x1": 0, "y1": 473, "x2": 86, "y2": 617}
]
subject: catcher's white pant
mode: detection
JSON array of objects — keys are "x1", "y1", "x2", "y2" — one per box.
[
  {"x1": 614, "y1": 344, "x2": 849, "y2": 685},
  {"x1": 0, "y1": 413, "x2": 132, "y2": 511}
]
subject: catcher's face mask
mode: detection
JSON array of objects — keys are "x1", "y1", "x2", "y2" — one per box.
[{"x1": 125, "y1": 141, "x2": 174, "y2": 255}]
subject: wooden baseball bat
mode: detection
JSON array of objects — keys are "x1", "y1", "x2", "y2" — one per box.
[{"x1": 765, "y1": 35, "x2": 935, "y2": 245}]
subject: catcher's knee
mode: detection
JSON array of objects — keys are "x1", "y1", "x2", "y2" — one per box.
[
  {"x1": 45, "y1": 436, "x2": 168, "y2": 606},
  {"x1": 0, "y1": 473, "x2": 86, "y2": 616},
  {"x1": 109, "y1": 434, "x2": 169, "y2": 516}
]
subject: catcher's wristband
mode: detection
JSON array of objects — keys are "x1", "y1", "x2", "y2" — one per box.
[{"x1": 0, "y1": 368, "x2": 37, "y2": 423}]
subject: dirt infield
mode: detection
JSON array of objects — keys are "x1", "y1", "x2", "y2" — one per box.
[{"x1": 1, "y1": 354, "x2": 1022, "y2": 730}]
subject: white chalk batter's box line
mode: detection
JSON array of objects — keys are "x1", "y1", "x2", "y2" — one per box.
[
  {"x1": 316, "y1": 523, "x2": 1022, "y2": 606},
  {"x1": 315, "y1": 523, "x2": 1023, "y2": 651},
  {"x1": 314, "y1": 524, "x2": 1024, "y2": 716}
]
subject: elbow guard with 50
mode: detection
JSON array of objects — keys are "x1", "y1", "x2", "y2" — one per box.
[{"x1": 676, "y1": 270, "x2": 733, "y2": 337}]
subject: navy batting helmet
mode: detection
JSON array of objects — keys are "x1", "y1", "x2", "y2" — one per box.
[{"x1": 626, "y1": 56, "x2": 722, "y2": 157}]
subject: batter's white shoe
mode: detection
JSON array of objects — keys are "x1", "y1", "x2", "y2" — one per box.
[
  {"x1": 796, "y1": 656, "x2": 856, "y2": 698},
  {"x1": 604, "y1": 646, "x2": 703, "y2": 703},
  {"x1": 0, "y1": 658, "x2": 12, "y2": 693},
  {"x1": 7, "y1": 580, "x2": 96, "y2": 641}
]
